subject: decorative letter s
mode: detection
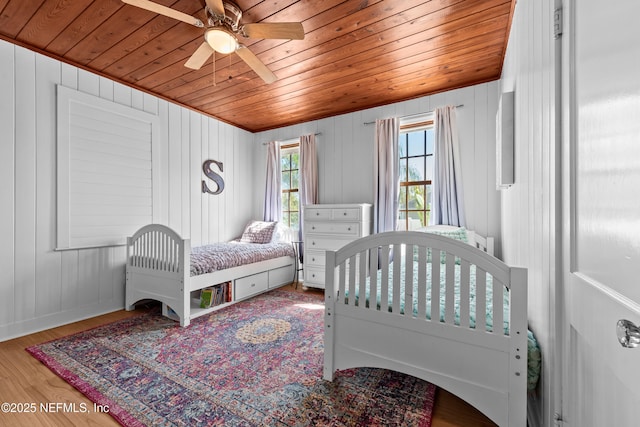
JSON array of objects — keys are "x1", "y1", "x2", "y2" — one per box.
[{"x1": 202, "y1": 159, "x2": 225, "y2": 195}]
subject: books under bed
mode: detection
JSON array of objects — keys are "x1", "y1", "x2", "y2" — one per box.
[
  {"x1": 323, "y1": 226, "x2": 541, "y2": 427},
  {"x1": 125, "y1": 221, "x2": 296, "y2": 327}
]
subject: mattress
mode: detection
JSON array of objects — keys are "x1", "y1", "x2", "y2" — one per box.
[{"x1": 190, "y1": 241, "x2": 295, "y2": 276}]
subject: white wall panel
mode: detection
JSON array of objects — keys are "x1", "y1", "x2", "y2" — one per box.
[
  {"x1": 253, "y1": 82, "x2": 502, "y2": 249},
  {"x1": 499, "y1": 0, "x2": 558, "y2": 426},
  {"x1": 0, "y1": 40, "x2": 15, "y2": 327},
  {"x1": 0, "y1": 40, "x2": 255, "y2": 341}
]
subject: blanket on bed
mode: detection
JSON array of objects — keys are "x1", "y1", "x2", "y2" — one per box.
[
  {"x1": 346, "y1": 259, "x2": 541, "y2": 391},
  {"x1": 190, "y1": 241, "x2": 294, "y2": 276}
]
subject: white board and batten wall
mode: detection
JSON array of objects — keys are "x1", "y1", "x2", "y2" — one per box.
[
  {"x1": 500, "y1": 0, "x2": 559, "y2": 425},
  {"x1": 0, "y1": 40, "x2": 255, "y2": 341},
  {"x1": 253, "y1": 81, "x2": 503, "y2": 257}
]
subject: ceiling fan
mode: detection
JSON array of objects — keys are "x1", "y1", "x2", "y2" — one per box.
[{"x1": 122, "y1": 0, "x2": 305, "y2": 84}]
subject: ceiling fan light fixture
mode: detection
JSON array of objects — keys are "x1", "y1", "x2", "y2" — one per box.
[{"x1": 204, "y1": 28, "x2": 237, "y2": 54}]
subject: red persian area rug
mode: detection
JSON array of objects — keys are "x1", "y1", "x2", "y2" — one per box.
[{"x1": 27, "y1": 290, "x2": 436, "y2": 426}]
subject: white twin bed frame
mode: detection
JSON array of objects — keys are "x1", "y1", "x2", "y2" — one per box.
[
  {"x1": 125, "y1": 224, "x2": 295, "y2": 327},
  {"x1": 323, "y1": 230, "x2": 527, "y2": 427}
]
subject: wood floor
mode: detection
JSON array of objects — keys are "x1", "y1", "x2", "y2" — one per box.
[{"x1": 0, "y1": 284, "x2": 496, "y2": 427}]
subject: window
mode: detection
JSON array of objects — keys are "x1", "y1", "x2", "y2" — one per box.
[
  {"x1": 280, "y1": 143, "x2": 300, "y2": 230},
  {"x1": 398, "y1": 120, "x2": 435, "y2": 230}
]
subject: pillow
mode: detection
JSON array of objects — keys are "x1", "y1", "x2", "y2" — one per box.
[
  {"x1": 240, "y1": 221, "x2": 278, "y2": 244},
  {"x1": 417, "y1": 226, "x2": 468, "y2": 263},
  {"x1": 419, "y1": 225, "x2": 469, "y2": 243}
]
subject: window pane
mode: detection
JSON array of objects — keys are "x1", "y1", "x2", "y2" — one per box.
[
  {"x1": 407, "y1": 185, "x2": 425, "y2": 210},
  {"x1": 397, "y1": 211, "x2": 407, "y2": 231},
  {"x1": 282, "y1": 171, "x2": 291, "y2": 190},
  {"x1": 426, "y1": 130, "x2": 434, "y2": 154},
  {"x1": 291, "y1": 152, "x2": 299, "y2": 170},
  {"x1": 408, "y1": 157, "x2": 425, "y2": 181},
  {"x1": 407, "y1": 131, "x2": 425, "y2": 157},
  {"x1": 290, "y1": 213, "x2": 299, "y2": 230},
  {"x1": 426, "y1": 185, "x2": 432, "y2": 209},
  {"x1": 281, "y1": 192, "x2": 289, "y2": 209},
  {"x1": 290, "y1": 192, "x2": 299, "y2": 211},
  {"x1": 398, "y1": 135, "x2": 407, "y2": 157},
  {"x1": 282, "y1": 212, "x2": 290, "y2": 227},
  {"x1": 408, "y1": 210, "x2": 423, "y2": 230},
  {"x1": 281, "y1": 155, "x2": 291, "y2": 171},
  {"x1": 398, "y1": 186, "x2": 407, "y2": 209},
  {"x1": 291, "y1": 170, "x2": 299, "y2": 189},
  {"x1": 399, "y1": 158, "x2": 407, "y2": 182}
]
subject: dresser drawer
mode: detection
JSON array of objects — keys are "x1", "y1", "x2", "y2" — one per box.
[
  {"x1": 306, "y1": 221, "x2": 360, "y2": 236},
  {"x1": 305, "y1": 207, "x2": 332, "y2": 220},
  {"x1": 304, "y1": 267, "x2": 325, "y2": 286},
  {"x1": 305, "y1": 236, "x2": 353, "y2": 251},
  {"x1": 331, "y1": 208, "x2": 360, "y2": 220},
  {"x1": 234, "y1": 272, "x2": 268, "y2": 300},
  {"x1": 305, "y1": 250, "x2": 326, "y2": 267}
]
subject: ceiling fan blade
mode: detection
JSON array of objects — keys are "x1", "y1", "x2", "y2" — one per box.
[
  {"x1": 235, "y1": 45, "x2": 277, "y2": 84},
  {"x1": 122, "y1": 0, "x2": 204, "y2": 27},
  {"x1": 184, "y1": 42, "x2": 214, "y2": 70},
  {"x1": 242, "y1": 22, "x2": 304, "y2": 40},
  {"x1": 205, "y1": 0, "x2": 225, "y2": 16}
]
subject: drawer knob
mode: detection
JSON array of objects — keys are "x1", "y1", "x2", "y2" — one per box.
[
  {"x1": 316, "y1": 212, "x2": 320, "y2": 216},
  {"x1": 312, "y1": 241, "x2": 315, "y2": 245},
  {"x1": 312, "y1": 257, "x2": 316, "y2": 262},
  {"x1": 348, "y1": 227, "x2": 352, "y2": 231},
  {"x1": 343, "y1": 212, "x2": 347, "y2": 216},
  {"x1": 312, "y1": 226, "x2": 316, "y2": 230}
]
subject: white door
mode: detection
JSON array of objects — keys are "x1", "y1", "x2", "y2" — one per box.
[{"x1": 561, "y1": 0, "x2": 640, "y2": 426}]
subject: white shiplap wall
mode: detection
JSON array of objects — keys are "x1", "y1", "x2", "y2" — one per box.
[
  {"x1": 253, "y1": 82, "x2": 503, "y2": 255},
  {"x1": 500, "y1": 0, "x2": 558, "y2": 426},
  {"x1": 0, "y1": 40, "x2": 255, "y2": 341}
]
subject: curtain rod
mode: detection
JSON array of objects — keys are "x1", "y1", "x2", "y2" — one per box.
[
  {"x1": 262, "y1": 132, "x2": 322, "y2": 145},
  {"x1": 363, "y1": 104, "x2": 464, "y2": 125}
]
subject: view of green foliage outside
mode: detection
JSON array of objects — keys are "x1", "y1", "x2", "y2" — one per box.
[
  {"x1": 398, "y1": 127, "x2": 434, "y2": 230},
  {"x1": 281, "y1": 147, "x2": 300, "y2": 230}
]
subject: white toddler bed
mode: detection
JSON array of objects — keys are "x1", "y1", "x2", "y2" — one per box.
[
  {"x1": 323, "y1": 228, "x2": 529, "y2": 427},
  {"x1": 126, "y1": 223, "x2": 295, "y2": 327}
]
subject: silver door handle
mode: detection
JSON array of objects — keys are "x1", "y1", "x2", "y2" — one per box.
[{"x1": 617, "y1": 319, "x2": 640, "y2": 348}]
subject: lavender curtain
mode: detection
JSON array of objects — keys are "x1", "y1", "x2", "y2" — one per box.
[
  {"x1": 431, "y1": 106, "x2": 466, "y2": 226},
  {"x1": 263, "y1": 141, "x2": 281, "y2": 222},
  {"x1": 297, "y1": 134, "x2": 318, "y2": 259},
  {"x1": 299, "y1": 134, "x2": 318, "y2": 209},
  {"x1": 374, "y1": 117, "x2": 400, "y2": 233}
]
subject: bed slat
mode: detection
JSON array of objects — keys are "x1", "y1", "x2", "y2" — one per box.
[
  {"x1": 404, "y1": 244, "x2": 414, "y2": 318},
  {"x1": 417, "y1": 246, "x2": 427, "y2": 319},
  {"x1": 459, "y1": 260, "x2": 471, "y2": 328},
  {"x1": 476, "y1": 267, "x2": 487, "y2": 332},
  {"x1": 380, "y1": 245, "x2": 390, "y2": 312}
]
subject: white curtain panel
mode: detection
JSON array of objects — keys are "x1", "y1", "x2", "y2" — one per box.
[
  {"x1": 431, "y1": 106, "x2": 466, "y2": 227},
  {"x1": 263, "y1": 141, "x2": 281, "y2": 222},
  {"x1": 374, "y1": 117, "x2": 400, "y2": 233}
]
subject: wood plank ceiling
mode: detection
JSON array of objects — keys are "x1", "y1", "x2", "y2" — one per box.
[{"x1": 0, "y1": 0, "x2": 515, "y2": 132}]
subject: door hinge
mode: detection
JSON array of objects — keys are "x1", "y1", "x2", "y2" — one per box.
[{"x1": 554, "y1": 7, "x2": 563, "y2": 39}]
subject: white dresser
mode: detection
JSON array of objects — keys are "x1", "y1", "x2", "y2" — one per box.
[{"x1": 303, "y1": 203, "x2": 372, "y2": 289}]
